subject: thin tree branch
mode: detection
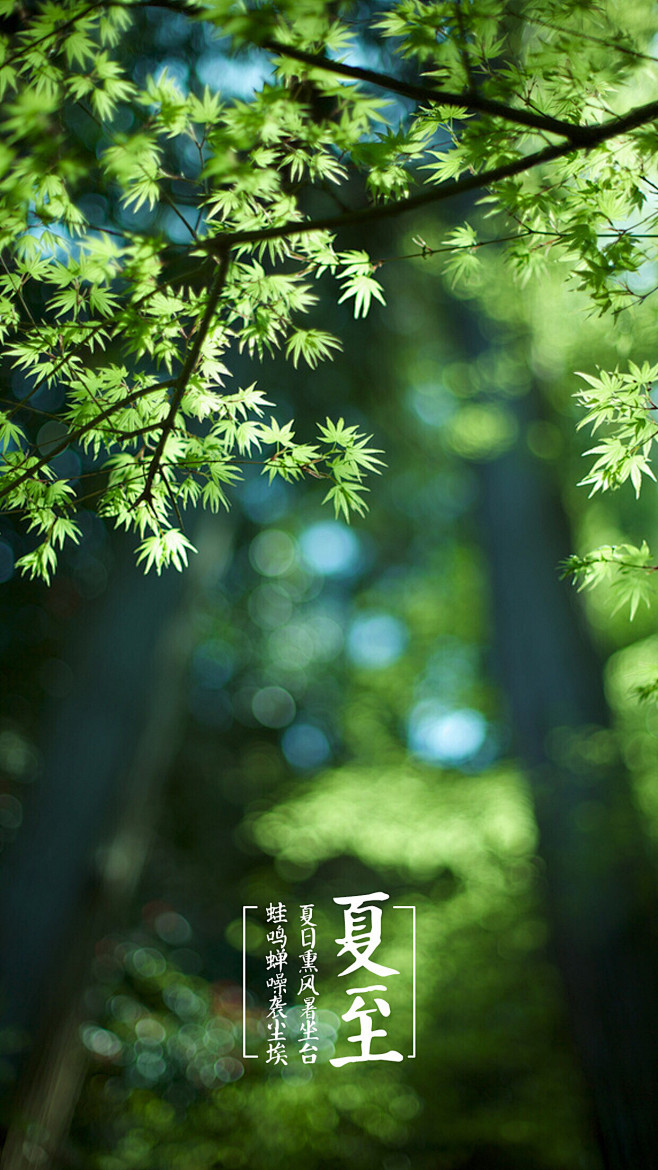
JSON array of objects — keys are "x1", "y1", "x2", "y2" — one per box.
[
  {"x1": 2, "y1": 254, "x2": 214, "y2": 427},
  {"x1": 2, "y1": 0, "x2": 104, "y2": 67},
  {"x1": 201, "y1": 97, "x2": 658, "y2": 252},
  {"x1": 507, "y1": 7, "x2": 658, "y2": 65},
  {"x1": 263, "y1": 38, "x2": 588, "y2": 142},
  {"x1": 454, "y1": 0, "x2": 477, "y2": 91},
  {"x1": 137, "y1": 246, "x2": 231, "y2": 505},
  {"x1": 118, "y1": 0, "x2": 613, "y2": 142},
  {"x1": 0, "y1": 380, "x2": 177, "y2": 502}
]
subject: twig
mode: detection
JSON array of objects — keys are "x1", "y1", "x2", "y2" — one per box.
[
  {"x1": 0, "y1": 379, "x2": 177, "y2": 501},
  {"x1": 262, "y1": 38, "x2": 586, "y2": 142},
  {"x1": 198, "y1": 96, "x2": 658, "y2": 253},
  {"x1": 136, "y1": 246, "x2": 231, "y2": 505}
]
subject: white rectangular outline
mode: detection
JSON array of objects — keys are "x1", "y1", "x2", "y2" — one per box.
[
  {"x1": 393, "y1": 905, "x2": 416, "y2": 1058},
  {"x1": 242, "y1": 905, "x2": 259, "y2": 1058}
]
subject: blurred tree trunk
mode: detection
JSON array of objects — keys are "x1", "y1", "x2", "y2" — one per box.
[
  {"x1": 476, "y1": 383, "x2": 658, "y2": 1170},
  {"x1": 0, "y1": 519, "x2": 230, "y2": 1169}
]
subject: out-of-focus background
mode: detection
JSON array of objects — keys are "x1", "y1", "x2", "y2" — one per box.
[{"x1": 3, "y1": 8, "x2": 658, "y2": 1170}]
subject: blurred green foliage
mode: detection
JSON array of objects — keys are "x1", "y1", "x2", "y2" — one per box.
[{"x1": 64, "y1": 206, "x2": 625, "y2": 1170}]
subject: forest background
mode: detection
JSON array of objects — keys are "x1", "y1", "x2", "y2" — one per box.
[{"x1": 2, "y1": 2, "x2": 658, "y2": 1169}]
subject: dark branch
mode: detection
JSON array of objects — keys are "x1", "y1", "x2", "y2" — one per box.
[
  {"x1": 203, "y1": 97, "x2": 658, "y2": 251},
  {"x1": 263, "y1": 38, "x2": 588, "y2": 142},
  {"x1": 123, "y1": 1, "x2": 611, "y2": 142},
  {"x1": 204, "y1": 143, "x2": 571, "y2": 250},
  {"x1": 0, "y1": 380, "x2": 178, "y2": 502},
  {"x1": 454, "y1": 0, "x2": 477, "y2": 91},
  {"x1": 507, "y1": 7, "x2": 658, "y2": 65},
  {"x1": 137, "y1": 246, "x2": 231, "y2": 506}
]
